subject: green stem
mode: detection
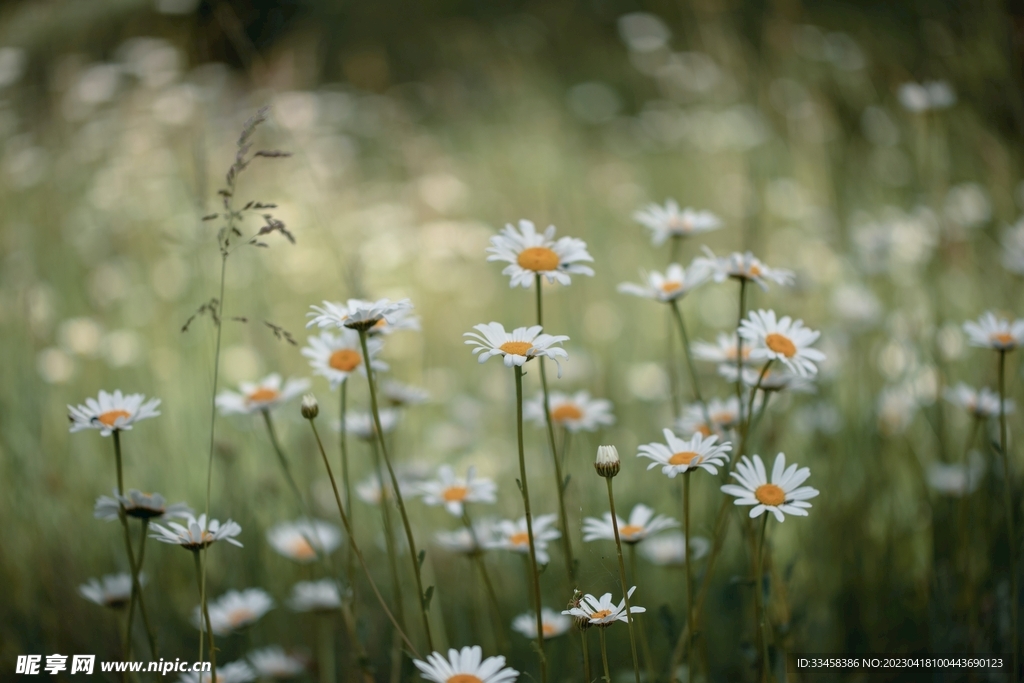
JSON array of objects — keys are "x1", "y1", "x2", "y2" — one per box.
[
  {"x1": 599, "y1": 627, "x2": 611, "y2": 683},
  {"x1": 136, "y1": 520, "x2": 157, "y2": 658},
  {"x1": 339, "y1": 381, "x2": 356, "y2": 601},
  {"x1": 307, "y1": 417, "x2": 420, "y2": 657},
  {"x1": 755, "y1": 515, "x2": 770, "y2": 683},
  {"x1": 261, "y1": 410, "x2": 314, "y2": 519},
  {"x1": 629, "y1": 544, "x2": 656, "y2": 683},
  {"x1": 112, "y1": 432, "x2": 139, "y2": 670},
  {"x1": 998, "y1": 349, "x2": 1018, "y2": 679},
  {"x1": 683, "y1": 472, "x2": 695, "y2": 683},
  {"x1": 605, "y1": 477, "x2": 642, "y2": 683},
  {"x1": 192, "y1": 550, "x2": 217, "y2": 679},
  {"x1": 670, "y1": 299, "x2": 712, "y2": 430},
  {"x1": 735, "y1": 279, "x2": 748, "y2": 417},
  {"x1": 581, "y1": 629, "x2": 592, "y2": 683},
  {"x1": 318, "y1": 615, "x2": 336, "y2": 683},
  {"x1": 371, "y1": 438, "x2": 407, "y2": 636},
  {"x1": 358, "y1": 329, "x2": 434, "y2": 652},
  {"x1": 535, "y1": 273, "x2": 576, "y2": 583},
  {"x1": 463, "y1": 509, "x2": 508, "y2": 651},
  {"x1": 516, "y1": 365, "x2": 548, "y2": 683}
]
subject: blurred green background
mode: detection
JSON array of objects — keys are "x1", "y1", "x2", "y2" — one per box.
[{"x1": 2, "y1": 0, "x2": 1024, "y2": 681}]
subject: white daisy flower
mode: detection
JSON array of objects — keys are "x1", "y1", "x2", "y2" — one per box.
[
  {"x1": 301, "y1": 330, "x2": 386, "y2": 389},
  {"x1": 464, "y1": 323, "x2": 569, "y2": 377},
  {"x1": 196, "y1": 589, "x2": 274, "y2": 636},
  {"x1": 247, "y1": 647, "x2": 307, "y2": 680},
  {"x1": 416, "y1": 465, "x2": 497, "y2": 517},
  {"x1": 382, "y1": 380, "x2": 430, "y2": 406},
  {"x1": 720, "y1": 453, "x2": 820, "y2": 522},
  {"x1": 617, "y1": 262, "x2": 710, "y2": 302},
  {"x1": 739, "y1": 309, "x2": 826, "y2": 377},
  {"x1": 150, "y1": 513, "x2": 243, "y2": 550},
  {"x1": 342, "y1": 408, "x2": 400, "y2": 440},
  {"x1": 963, "y1": 312, "x2": 1024, "y2": 351},
  {"x1": 944, "y1": 383, "x2": 1015, "y2": 419},
  {"x1": 306, "y1": 298, "x2": 414, "y2": 332},
  {"x1": 177, "y1": 661, "x2": 255, "y2": 683},
  {"x1": 288, "y1": 579, "x2": 344, "y2": 613},
  {"x1": 512, "y1": 608, "x2": 572, "y2": 640},
  {"x1": 68, "y1": 390, "x2": 161, "y2": 436},
  {"x1": 216, "y1": 374, "x2": 312, "y2": 415},
  {"x1": 369, "y1": 304, "x2": 421, "y2": 336},
  {"x1": 523, "y1": 390, "x2": 615, "y2": 432},
  {"x1": 638, "y1": 532, "x2": 711, "y2": 567},
  {"x1": 562, "y1": 586, "x2": 646, "y2": 627},
  {"x1": 695, "y1": 247, "x2": 795, "y2": 291},
  {"x1": 266, "y1": 519, "x2": 342, "y2": 563},
  {"x1": 676, "y1": 397, "x2": 742, "y2": 438},
  {"x1": 413, "y1": 645, "x2": 519, "y2": 683},
  {"x1": 582, "y1": 504, "x2": 679, "y2": 544},
  {"x1": 487, "y1": 514, "x2": 561, "y2": 564},
  {"x1": 692, "y1": 333, "x2": 755, "y2": 365},
  {"x1": 637, "y1": 429, "x2": 732, "y2": 478},
  {"x1": 633, "y1": 201, "x2": 722, "y2": 246},
  {"x1": 486, "y1": 219, "x2": 594, "y2": 288},
  {"x1": 927, "y1": 453, "x2": 984, "y2": 497},
  {"x1": 1001, "y1": 220, "x2": 1024, "y2": 275},
  {"x1": 435, "y1": 519, "x2": 498, "y2": 555},
  {"x1": 94, "y1": 489, "x2": 193, "y2": 522},
  {"x1": 898, "y1": 80, "x2": 955, "y2": 112},
  {"x1": 79, "y1": 573, "x2": 142, "y2": 609},
  {"x1": 717, "y1": 364, "x2": 815, "y2": 394}
]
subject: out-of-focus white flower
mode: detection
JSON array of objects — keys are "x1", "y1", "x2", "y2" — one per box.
[
  {"x1": 832, "y1": 284, "x2": 882, "y2": 328},
  {"x1": 676, "y1": 397, "x2": 742, "y2": 437},
  {"x1": 877, "y1": 384, "x2": 919, "y2": 435},
  {"x1": 944, "y1": 183, "x2": 990, "y2": 234},
  {"x1": 94, "y1": 489, "x2": 193, "y2": 522},
  {"x1": 486, "y1": 219, "x2": 594, "y2": 288},
  {"x1": 720, "y1": 453, "x2": 820, "y2": 522},
  {"x1": 632, "y1": 201, "x2": 721, "y2": 246},
  {"x1": 739, "y1": 310, "x2": 826, "y2": 378},
  {"x1": 487, "y1": 515, "x2": 561, "y2": 564},
  {"x1": 1001, "y1": 218, "x2": 1024, "y2": 276},
  {"x1": 717, "y1": 364, "x2": 816, "y2": 394},
  {"x1": 288, "y1": 579, "x2": 343, "y2": 613},
  {"x1": 582, "y1": 504, "x2": 679, "y2": 544},
  {"x1": 695, "y1": 248, "x2": 794, "y2": 291},
  {"x1": 464, "y1": 323, "x2": 569, "y2": 377},
  {"x1": 435, "y1": 519, "x2": 498, "y2": 555},
  {"x1": 927, "y1": 453, "x2": 984, "y2": 497},
  {"x1": 963, "y1": 312, "x2": 1024, "y2": 351},
  {"x1": 416, "y1": 465, "x2": 497, "y2": 517},
  {"x1": 692, "y1": 333, "x2": 755, "y2": 365},
  {"x1": 898, "y1": 81, "x2": 955, "y2": 112},
  {"x1": 617, "y1": 262, "x2": 710, "y2": 302},
  {"x1": 342, "y1": 408, "x2": 401, "y2": 440},
  {"x1": 247, "y1": 646, "x2": 307, "y2": 680},
  {"x1": 523, "y1": 390, "x2": 614, "y2": 432},
  {"x1": 177, "y1": 661, "x2": 255, "y2": 683},
  {"x1": 638, "y1": 532, "x2": 710, "y2": 566},
  {"x1": 216, "y1": 374, "x2": 311, "y2": 415},
  {"x1": 68, "y1": 390, "x2": 161, "y2": 436},
  {"x1": 266, "y1": 520, "x2": 342, "y2": 563},
  {"x1": 79, "y1": 573, "x2": 140, "y2": 609},
  {"x1": 512, "y1": 608, "x2": 572, "y2": 639},
  {"x1": 302, "y1": 330, "x2": 385, "y2": 389},
  {"x1": 944, "y1": 383, "x2": 1015, "y2": 419},
  {"x1": 196, "y1": 589, "x2": 274, "y2": 636},
  {"x1": 381, "y1": 380, "x2": 430, "y2": 406}
]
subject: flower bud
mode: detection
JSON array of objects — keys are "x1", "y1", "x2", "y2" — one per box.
[
  {"x1": 595, "y1": 445, "x2": 620, "y2": 478},
  {"x1": 301, "y1": 393, "x2": 319, "y2": 419}
]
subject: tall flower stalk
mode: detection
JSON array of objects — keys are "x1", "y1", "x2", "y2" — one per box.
[
  {"x1": 338, "y1": 381, "x2": 356, "y2": 596},
  {"x1": 998, "y1": 348, "x2": 1018, "y2": 677}
]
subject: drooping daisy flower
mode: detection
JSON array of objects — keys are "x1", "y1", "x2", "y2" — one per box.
[
  {"x1": 342, "y1": 408, "x2": 401, "y2": 440},
  {"x1": 177, "y1": 660, "x2": 256, "y2": 683},
  {"x1": 94, "y1": 489, "x2": 193, "y2": 521},
  {"x1": 196, "y1": 589, "x2": 274, "y2": 636},
  {"x1": 676, "y1": 397, "x2": 742, "y2": 437},
  {"x1": 486, "y1": 219, "x2": 594, "y2": 288},
  {"x1": 413, "y1": 646, "x2": 519, "y2": 683},
  {"x1": 582, "y1": 504, "x2": 679, "y2": 544},
  {"x1": 633, "y1": 201, "x2": 722, "y2": 246},
  {"x1": 247, "y1": 647, "x2": 307, "y2": 680},
  {"x1": 638, "y1": 532, "x2": 710, "y2": 567},
  {"x1": 617, "y1": 263, "x2": 710, "y2": 303},
  {"x1": 79, "y1": 573, "x2": 141, "y2": 609},
  {"x1": 523, "y1": 390, "x2": 615, "y2": 433},
  {"x1": 435, "y1": 519, "x2": 498, "y2": 555},
  {"x1": 307, "y1": 298, "x2": 414, "y2": 332},
  {"x1": 150, "y1": 513, "x2": 243, "y2": 550},
  {"x1": 369, "y1": 305, "x2": 421, "y2": 336},
  {"x1": 216, "y1": 374, "x2": 312, "y2": 415},
  {"x1": 68, "y1": 390, "x2": 161, "y2": 436},
  {"x1": 963, "y1": 312, "x2": 1024, "y2": 351},
  {"x1": 637, "y1": 429, "x2": 732, "y2": 478},
  {"x1": 739, "y1": 309, "x2": 826, "y2": 377},
  {"x1": 288, "y1": 579, "x2": 344, "y2": 613},
  {"x1": 720, "y1": 453, "x2": 820, "y2": 522},
  {"x1": 927, "y1": 453, "x2": 984, "y2": 497},
  {"x1": 266, "y1": 520, "x2": 342, "y2": 563},
  {"x1": 692, "y1": 333, "x2": 754, "y2": 365},
  {"x1": 487, "y1": 514, "x2": 561, "y2": 564},
  {"x1": 944, "y1": 383, "x2": 1015, "y2": 419},
  {"x1": 695, "y1": 247, "x2": 795, "y2": 291},
  {"x1": 464, "y1": 323, "x2": 569, "y2": 376},
  {"x1": 562, "y1": 587, "x2": 646, "y2": 627},
  {"x1": 717, "y1": 364, "x2": 815, "y2": 394},
  {"x1": 416, "y1": 465, "x2": 497, "y2": 517},
  {"x1": 512, "y1": 608, "x2": 572, "y2": 640},
  {"x1": 382, "y1": 380, "x2": 430, "y2": 406},
  {"x1": 301, "y1": 330, "x2": 386, "y2": 389}
]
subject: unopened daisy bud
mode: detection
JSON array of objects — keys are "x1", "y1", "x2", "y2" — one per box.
[
  {"x1": 301, "y1": 394, "x2": 319, "y2": 420},
  {"x1": 595, "y1": 445, "x2": 620, "y2": 478}
]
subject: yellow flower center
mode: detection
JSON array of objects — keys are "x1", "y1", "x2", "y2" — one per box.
[
  {"x1": 248, "y1": 388, "x2": 280, "y2": 403},
  {"x1": 765, "y1": 333, "x2": 797, "y2": 358},
  {"x1": 694, "y1": 424, "x2": 712, "y2": 437},
  {"x1": 711, "y1": 411, "x2": 736, "y2": 427},
  {"x1": 499, "y1": 341, "x2": 533, "y2": 356},
  {"x1": 226, "y1": 607, "x2": 255, "y2": 628},
  {"x1": 668, "y1": 451, "x2": 699, "y2": 466},
  {"x1": 542, "y1": 622, "x2": 558, "y2": 636},
  {"x1": 726, "y1": 347, "x2": 751, "y2": 361},
  {"x1": 442, "y1": 486, "x2": 469, "y2": 502},
  {"x1": 992, "y1": 332, "x2": 1015, "y2": 346},
  {"x1": 551, "y1": 403, "x2": 583, "y2": 422},
  {"x1": 288, "y1": 537, "x2": 317, "y2": 560},
  {"x1": 448, "y1": 676, "x2": 484, "y2": 683},
  {"x1": 754, "y1": 483, "x2": 786, "y2": 506},
  {"x1": 509, "y1": 531, "x2": 530, "y2": 546},
  {"x1": 97, "y1": 409, "x2": 132, "y2": 427},
  {"x1": 590, "y1": 609, "x2": 613, "y2": 620},
  {"x1": 517, "y1": 246, "x2": 561, "y2": 272},
  {"x1": 619, "y1": 524, "x2": 644, "y2": 538},
  {"x1": 748, "y1": 263, "x2": 762, "y2": 277},
  {"x1": 660, "y1": 281, "x2": 683, "y2": 295},
  {"x1": 328, "y1": 349, "x2": 362, "y2": 372}
]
